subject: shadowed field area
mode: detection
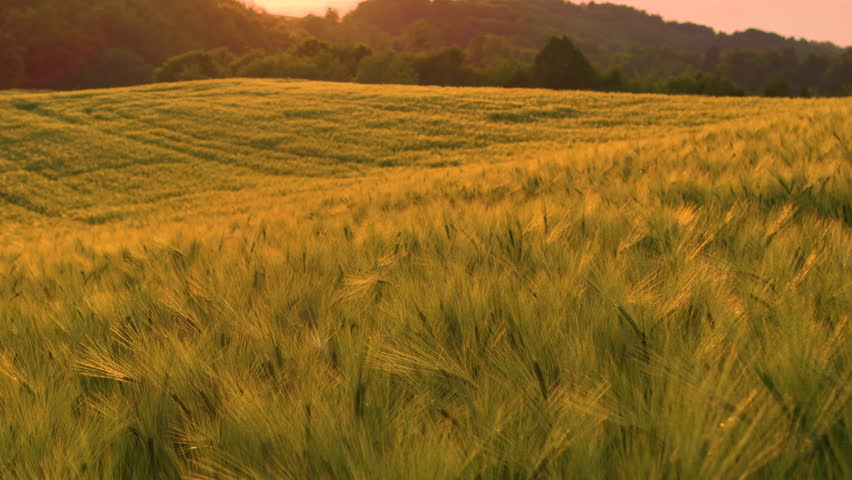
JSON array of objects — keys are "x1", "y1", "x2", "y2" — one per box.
[{"x1": 0, "y1": 80, "x2": 850, "y2": 478}]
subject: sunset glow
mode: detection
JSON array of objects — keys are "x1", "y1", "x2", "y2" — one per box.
[
  {"x1": 618, "y1": 0, "x2": 852, "y2": 46},
  {"x1": 255, "y1": 0, "x2": 852, "y2": 46},
  {"x1": 253, "y1": 0, "x2": 358, "y2": 16}
]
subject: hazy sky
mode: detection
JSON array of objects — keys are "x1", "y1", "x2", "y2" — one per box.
[
  {"x1": 254, "y1": 0, "x2": 852, "y2": 47},
  {"x1": 254, "y1": 0, "x2": 357, "y2": 16},
  {"x1": 617, "y1": 1, "x2": 852, "y2": 46}
]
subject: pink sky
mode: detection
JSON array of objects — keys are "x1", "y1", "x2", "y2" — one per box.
[
  {"x1": 254, "y1": 0, "x2": 852, "y2": 47},
  {"x1": 617, "y1": 0, "x2": 852, "y2": 46},
  {"x1": 253, "y1": 0, "x2": 357, "y2": 16}
]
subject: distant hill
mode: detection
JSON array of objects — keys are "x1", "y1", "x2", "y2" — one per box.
[
  {"x1": 332, "y1": 0, "x2": 840, "y2": 53},
  {"x1": 0, "y1": 0, "x2": 848, "y2": 95},
  {"x1": 283, "y1": 0, "x2": 848, "y2": 93},
  {"x1": 0, "y1": 0, "x2": 292, "y2": 90}
]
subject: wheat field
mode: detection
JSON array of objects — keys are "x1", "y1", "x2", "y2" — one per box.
[{"x1": 0, "y1": 79, "x2": 850, "y2": 479}]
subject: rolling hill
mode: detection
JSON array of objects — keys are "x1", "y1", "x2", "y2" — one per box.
[
  {"x1": 2, "y1": 79, "x2": 847, "y2": 233},
  {"x1": 339, "y1": 0, "x2": 842, "y2": 54},
  {"x1": 0, "y1": 81, "x2": 850, "y2": 478}
]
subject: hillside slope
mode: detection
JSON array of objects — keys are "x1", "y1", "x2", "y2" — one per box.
[
  {"x1": 303, "y1": 0, "x2": 851, "y2": 93},
  {"x1": 1, "y1": 79, "x2": 846, "y2": 234},
  {"x1": 0, "y1": 0, "x2": 292, "y2": 90},
  {"x1": 341, "y1": 0, "x2": 841, "y2": 54},
  {"x1": 0, "y1": 81, "x2": 850, "y2": 478}
]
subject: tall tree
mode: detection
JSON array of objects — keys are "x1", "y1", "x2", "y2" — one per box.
[
  {"x1": 533, "y1": 36, "x2": 599, "y2": 90},
  {"x1": 415, "y1": 47, "x2": 472, "y2": 86}
]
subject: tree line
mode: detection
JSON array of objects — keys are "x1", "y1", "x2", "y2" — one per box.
[
  {"x1": 1, "y1": 0, "x2": 850, "y2": 97},
  {"x1": 150, "y1": 33, "x2": 849, "y2": 97},
  {"x1": 296, "y1": 0, "x2": 852, "y2": 97}
]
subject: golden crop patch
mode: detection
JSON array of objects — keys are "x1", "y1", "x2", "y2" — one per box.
[{"x1": 0, "y1": 80, "x2": 849, "y2": 479}]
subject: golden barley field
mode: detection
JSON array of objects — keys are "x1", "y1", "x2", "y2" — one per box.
[{"x1": 0, "y1": 79, "x2": 850, "y2": 479}]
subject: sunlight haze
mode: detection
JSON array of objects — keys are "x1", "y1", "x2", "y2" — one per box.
[
  {"x1": 618, "y1": 0, "x2": 852, "y2": 46},
  {"x1": 253, "y1": 0, "x2": 358, "y2": 16}
]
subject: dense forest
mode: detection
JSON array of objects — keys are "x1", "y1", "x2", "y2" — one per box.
[
  {"x1": 1, "y1": 0, "x2": 851, "y2": 96},
  {"x1": 0, "y1": 0, "x2": 295, "y2": 90},
  {"x1": 306, "y1": 0, "x2": 851, "y2": 95}
]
